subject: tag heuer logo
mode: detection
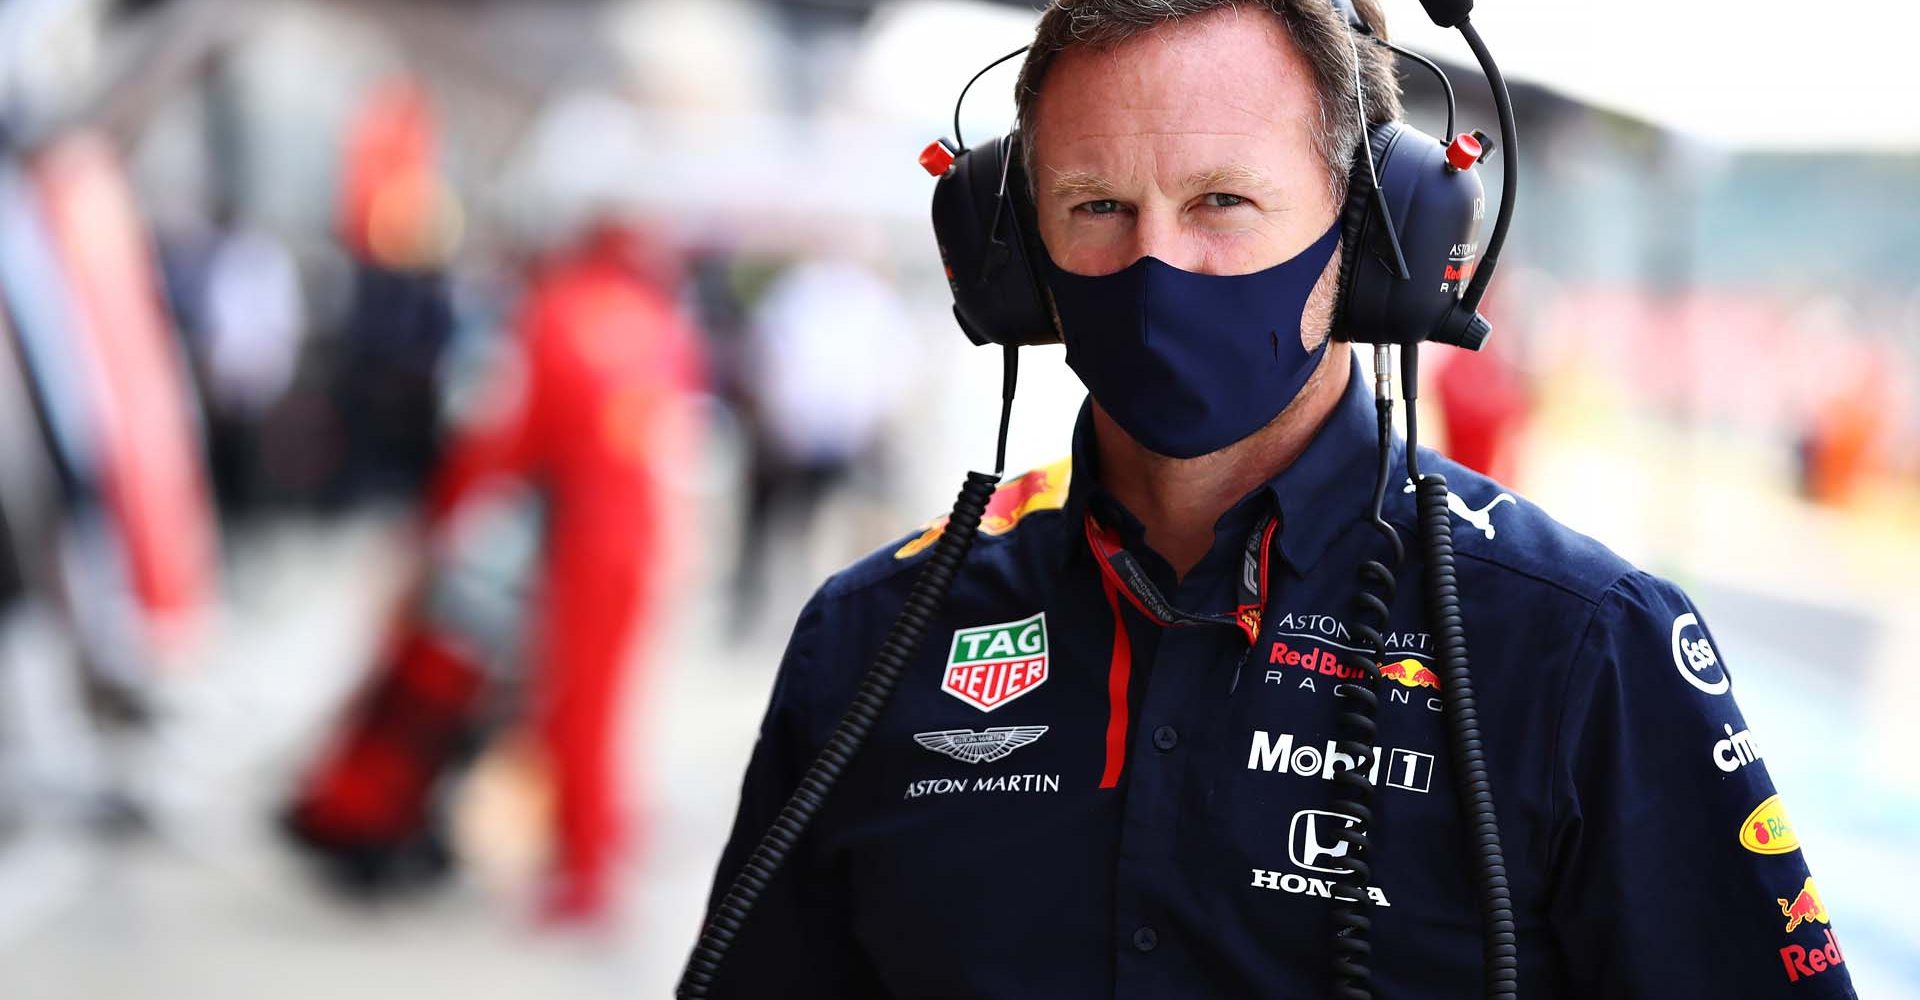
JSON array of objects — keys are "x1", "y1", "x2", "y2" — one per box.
[
  {"x1": 942, "y1": 612, "x2": 1049, "y2": 711},
  {"x1": 913, "y1": 726, "x2": 1049, "y2": 764}
]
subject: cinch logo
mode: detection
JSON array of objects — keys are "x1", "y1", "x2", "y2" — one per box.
[
  {"x1": 942, "y1": 612, "x2": 1049, "y2": 711},
  {"x1": 1780, "y1": 929, "x2": 1845, "y2": 983},
  {"x1": 1739, "y1": 793, "x2": 1799, "y2": 855},
  {"x1": 1712, "y1": 722, "x2": 1762, "y2": 773},
  {"x1": 1246, "y1": 731, "x2": 1434, "y2": 793}
]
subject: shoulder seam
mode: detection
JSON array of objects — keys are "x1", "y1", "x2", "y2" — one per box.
[
  {"x1": 818, "y1": 547, "x2": 926, "y2": 602},
  {"x1": 1455, "y1": 546, "x2": 1632, "y2": 606},
  {"x1": 1546, "y1": 579, "x2": 1620, "y2": 878},
  {"x1": 820, "y1": 506, "x2": 1072, "y2": 603}
]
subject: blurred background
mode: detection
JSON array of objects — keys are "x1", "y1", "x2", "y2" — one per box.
[{"x1": 0, "y1": 0, "x2": 1912, "y2": 997}]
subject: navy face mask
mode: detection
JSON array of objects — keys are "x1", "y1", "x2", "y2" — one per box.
[{"x1": 1045, "y1": 222, "x2": 1341, "y2": 460}]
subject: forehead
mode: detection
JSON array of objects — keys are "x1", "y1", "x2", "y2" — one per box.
[{"x1": 1029, "y1": 8, "x2": 1324, "y2": 184}]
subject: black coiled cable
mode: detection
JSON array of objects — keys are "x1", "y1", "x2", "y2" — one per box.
[
  {"x1": 1329, "y1": 388, "x2": 1405, "y2": 999},
  {"x1": 676, "y1": 471, "x2": 998, "y2": 999},
  {"x1": 678, "y1": 346, "x2": 1019, "y2": 999},
  {"x1": 1404, "y1": 347, "x2": 1518, "y2": 1000}
]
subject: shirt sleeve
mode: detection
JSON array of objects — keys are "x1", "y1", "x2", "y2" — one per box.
[
  {"x1": 694, "y1": 591, "x2": 886, "y2": 998},
  {"x1": 1549, "y1": 571, "x2": 1857, "y2": 999}
]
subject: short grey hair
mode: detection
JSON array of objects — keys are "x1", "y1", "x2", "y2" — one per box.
[{"x1": 1013, "y1": 0, "x2": 1402, "y2": 202}]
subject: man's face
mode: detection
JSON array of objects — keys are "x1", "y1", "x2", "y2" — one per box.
[{"x1": 1030, "y1": 8, "x2": 1341, "y2": 283}]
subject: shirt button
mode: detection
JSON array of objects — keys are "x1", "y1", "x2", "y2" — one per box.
[
  {"x1": 1132, "y1": 926, "x2": 1158, "y2": 952},
  {"x1": 1152, "y1": 725, "x2": 1179, "y2": 751}
]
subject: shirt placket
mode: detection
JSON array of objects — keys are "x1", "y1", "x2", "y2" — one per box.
[{"x1": 1110, "y1": 619, "x2": 1233, "y2": 997}]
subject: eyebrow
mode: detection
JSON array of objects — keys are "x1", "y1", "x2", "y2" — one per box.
[
  {"x1": 1184, "y1": 164, "x2": 1272, "y2": 192},
  {"x1": 1046, "y1": 170, "x2": 1115, "y2": 200},
  {"x1": 1044, "y1": 164, "x2": 1276, "y2": 200}
]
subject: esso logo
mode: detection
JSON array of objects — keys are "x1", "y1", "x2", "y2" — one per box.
[{"x1": 1670, "y1": 612, "x2": 1730, "y2": 696}]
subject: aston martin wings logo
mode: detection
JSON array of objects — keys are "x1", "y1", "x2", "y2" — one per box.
[{"x1": 912, "y1": 726, "x2": 1050, "y2": 764}]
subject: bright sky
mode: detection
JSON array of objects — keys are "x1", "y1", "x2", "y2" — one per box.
[{"x1": 1389, "y1": 2, "x2": 1920, "y2": 152}]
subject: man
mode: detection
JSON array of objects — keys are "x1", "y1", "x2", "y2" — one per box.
[{"x1": 699, "y1": 2, "x2": 1855, "y2": 997}]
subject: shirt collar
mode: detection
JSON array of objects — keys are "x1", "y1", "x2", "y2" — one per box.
[
  {"x1": 1063, "y1": 353, "x2": 1384, "y2": 583},
  {"x1": 1264, "y1": 353, "x2": 1387, "y2": 575}
]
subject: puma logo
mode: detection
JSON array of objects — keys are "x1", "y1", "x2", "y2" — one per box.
[{"x1": 1404, "y1": 482, "x2": 1515, "y2": 539}]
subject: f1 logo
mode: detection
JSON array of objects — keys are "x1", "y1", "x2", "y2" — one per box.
[{"x1": 1289, "y1": 809, "x2": 1359, "y2": 874}]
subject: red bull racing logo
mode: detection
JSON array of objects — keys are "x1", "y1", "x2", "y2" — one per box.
[
  {"x1": 896, "y1": 458, "x2": 1071, "y2": 559},
  {"x1": 1266, "y1": 633, "x2": 1442, "y2": 713},
  {"x1": 942, "y1": 612, "x2": 1049, "y2": 712},
  {"x1": 1267, "y1": 647, "x2": 1439, "y2": 690}
]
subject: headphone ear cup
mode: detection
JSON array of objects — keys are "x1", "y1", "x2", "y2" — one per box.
[
  {"x1": 1333, "y1": 120, "x2": 1487, "y2": 346},
  {"x1": 930, "y1": 134, "x2": 1060, "y2": 347},
  {"x1": 1333, "y1": 121, "x2": 1406, "y2": 342}
]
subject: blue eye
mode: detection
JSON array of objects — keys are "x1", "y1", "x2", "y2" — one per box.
[
  {"x1": 1204, "y1": 193, "x2": 1246, "y2": 208},
  {"x1": 1082, "y1": 200, "x2": 1120, "y2": 215}
]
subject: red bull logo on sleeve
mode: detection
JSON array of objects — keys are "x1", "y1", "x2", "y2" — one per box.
[
  {"x1": 1777, "y1": 876, "x2": 1829, "y2": 933},
  {"x1": 1739, "y1": 793, "x2": 1800, "y2": 855},
  {"x1": 896, "y1": 458, "x2": 1071, "y2": 559},
  {"x1": 1779, "y1": 929, "x2": 1845, "y2": 983},
  {"x1": 1777, "y1": 876, "x2": 1844, "y2": 985}
]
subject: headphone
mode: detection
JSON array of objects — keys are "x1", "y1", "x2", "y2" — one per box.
[{"x1": 921, "y1": 0, "x2": 1502, "y2": 353}]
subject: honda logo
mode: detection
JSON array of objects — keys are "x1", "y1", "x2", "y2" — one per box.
[{"x1": 1289, "y1": 809, "x2": 1359, "y2": 874}]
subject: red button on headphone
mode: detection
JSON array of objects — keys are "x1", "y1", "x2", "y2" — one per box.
[
  {"x1": 1445, "y1": 133, "x2": 1483, "y2": 172},
  {"x1": 920, "y1": 140, "x2": 957, "y2": 177}
]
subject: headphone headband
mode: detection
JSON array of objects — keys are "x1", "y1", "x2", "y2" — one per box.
[
  {"x1": 1330, "y1": 0, "x2": 1371, "y2": 33},
  {"x1": 924, "y1": 0, "x2": 1513, "y2": 352}
]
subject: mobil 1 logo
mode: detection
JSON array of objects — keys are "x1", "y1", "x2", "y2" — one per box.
[{"x1": 1246, "y1": 731, "x2": 1435, "y2": 794}]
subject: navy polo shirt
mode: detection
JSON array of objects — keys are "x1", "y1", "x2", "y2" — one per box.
[{"x1": 700, "y1": 359, "x2": 1857, "y2": 999}]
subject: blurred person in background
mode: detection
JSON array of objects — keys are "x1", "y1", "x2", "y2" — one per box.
[
  {"x1": 1796, "y1": 338, "x2": 1897, "y2": 507},
  {"x1": 330, "y1": 76, "x2": 459, "y2": 506},
  {"x1": 170, "y1": 212, "x2": 307, "y2": 524},
  {"x1": 0, "y1": 295, "x2": 114, "y2": 836},
  {"x1": 0, "y1": 121, "x2": 223, "y2": 857},
  {"x1": 288, "y1": 211, "x2": 703, "y2": 924},
  {"x1": 732, "y1": 251, "x2": 917, "y2": 627},
  {"x1": 695, "y1": 2, "x2": 1859, "y2": 997}
]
